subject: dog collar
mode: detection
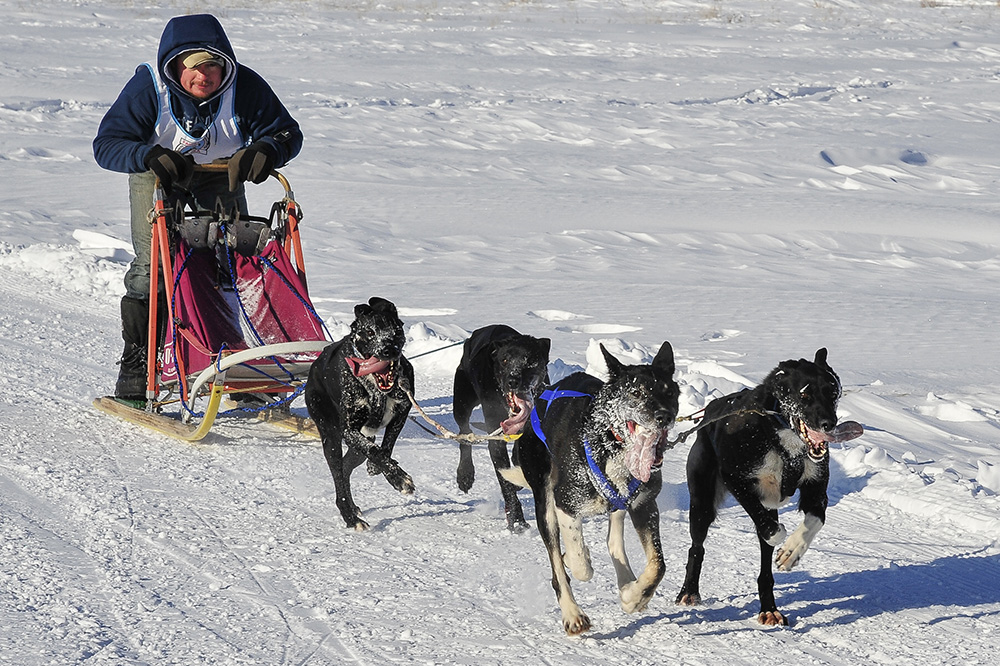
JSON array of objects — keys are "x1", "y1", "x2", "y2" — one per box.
[{"x1": 529, "y1": 388, "x2": 641, "y2": 512}]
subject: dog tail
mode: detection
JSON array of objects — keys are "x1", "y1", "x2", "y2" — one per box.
[{"x1": 499, "y1": 465, "x2": 528, "y2": 489}]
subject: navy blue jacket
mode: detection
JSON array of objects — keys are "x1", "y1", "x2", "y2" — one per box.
[{"x1": 94, "y1": 14, "x2": 302, "y2": 173}]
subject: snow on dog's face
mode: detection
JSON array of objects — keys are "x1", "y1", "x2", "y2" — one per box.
[
  {"x1": 345, "y1": 297, "x2": 407, "y2": 393},
  {"x1": 493, "y1": 335, "x2": 550, "y2": 436},
  {"x1": 767, "y1": 348, "x2": 860, "y2": 462},
  {"x1": 593, "y1": 342, "x2": 679, "y2": 483}
]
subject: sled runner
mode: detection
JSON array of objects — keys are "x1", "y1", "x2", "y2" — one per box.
[{"x1": 94, "y1": 165, "x2": 330, "y2": 441}]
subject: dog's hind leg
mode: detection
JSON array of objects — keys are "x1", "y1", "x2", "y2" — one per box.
[
  {"x1": 557, "y1": 508, "x2": 592, "y2": 581},
  {"x1": 607, "y1": 510, "x2": 636, "y2": 589}
]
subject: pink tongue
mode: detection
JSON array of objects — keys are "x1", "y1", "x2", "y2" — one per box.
[
  {"x1": 345, "y1": 356, "x2": 390, "y2": 377},
  {"x1": 807, "y1": 420, "x2": 864, "y2": 443},
  {"x1": 501, "y1": 395, "x2": 531, "y2": 435},
  {"x1": 624, "y1": 428, "x2": 659, "y2": 483}
]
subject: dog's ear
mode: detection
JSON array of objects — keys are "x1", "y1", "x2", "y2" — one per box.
[
  {"x1": 814, "y1": 347, "x2": 829, "y2": 367},
  {"x1": 354, "y1": 302, "x2": 372, "y2": 318},
  {"x1": 367, "y1": 296, "x2": 399, "y2": 318},
  {"x1": 540, "y1": 338, "x2": 551, "y2": 357},
  {"x1": 652, "y1": 341, "x2": 675, "y2": 377},
  {"x1": 600, "y1": 344, "x2": 627, "y2": 379}
]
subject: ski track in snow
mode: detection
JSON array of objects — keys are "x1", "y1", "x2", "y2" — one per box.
[{"x1": 3, "y1": 1, "x2": 1000, "y2": 665}]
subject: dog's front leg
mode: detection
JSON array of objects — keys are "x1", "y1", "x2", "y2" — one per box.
[
  {"x1": 620, "y1": 494, "x2": 665, "y2": 614},
  {"x1": 756, "y1": 536, "x2": 786, "y2": 626},
  {"x1": 776, "y1": 481, "x2": 827, "y2": 571},
  {"x1": 453, "y1": 368, "x2": 477, "y2": 492},
  {"x1": 490, "y1": 439, "x2": 528, "y2": 532},
  {"x1": 535, "y1": 480, "x2": 590, "y2": 635},
  {"x1": 557, "y1": 508, "x2": 592, "y2": 581},
  {"x1": 322, "y1": 429, "x2": 369, "y2": 531},
  {"x1": 728, "y1": 481, "x2": 787, "y2": 547},
  {"x1": 367, "y1": 406, "x2": 415, "y2": 495},
  {"x1": 775, "y1": 514, "x2": 823, "y2": 571},
  {"x1": 730, "y1": 486, "x2": 788, "y2": 625},
  {"x1": 607, "y1": 510, "x2": 636, "y2": 590}
]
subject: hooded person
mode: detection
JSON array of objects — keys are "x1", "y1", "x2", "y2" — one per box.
[{"x1": 93, "y1": 14, "x2": 303, "y2": 404}]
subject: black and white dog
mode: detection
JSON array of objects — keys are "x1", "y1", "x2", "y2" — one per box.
[
  {"x1": 305, "y1": 297, "x2": 415, "y2": 531},
  {"x1": 503, "y1": 342, "x2": 679, "y2": 635},
  {"x1": 453, "y1": 324, "x2": 551, "y2": 532},
  {"x1": 675, "y1": 348, "x2": 863, "y2": 625}
]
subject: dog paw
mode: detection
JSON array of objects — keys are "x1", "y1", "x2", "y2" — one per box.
[
  {"x1": 562, "y1": 611, "x2": 592, "y2": 636},
  {"x1": 381, "y1": 460, "x2": 415, "y2": 494},
  {"x1": 764, "y1": 523, "x2": 787, "y2": 547},
  {"x1": 507, "y1": 517, "x2": 530, "y2": 534},
  {"x1": 456, "y1": 469, "x2": 474, "y2": 493},
  {"x1": 758, "y1": 610, "x2": 789, "y2": 626},
  {"x1": 675, "y1": 591, "x2": 702, "y2": 606},
  {"x1": 393, "y1": 471, "x2": 415, "y2": 495},
  {"x1": 775, "y1": 539, "x2": 806, "y2": 571},
  {"x1": 620, "y1": 582, "x2": 651, "y2": 614},
  {"x1": 345, "y1": 513, "x2": 370, "y2": 531}
]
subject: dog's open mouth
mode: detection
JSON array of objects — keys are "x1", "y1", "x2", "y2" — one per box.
[
  {"x1": 797, "y1": 419, "x2": 865, "y2": 462},
  {"x1": 624, "y1": 421, "x2": 670, "y2": 483},
  {"x1": 346, "y1": 355, "x2": 397, "y2": 392},
  {"x1": 501, "y1": 393, "x2": 532, "y2": 436}
]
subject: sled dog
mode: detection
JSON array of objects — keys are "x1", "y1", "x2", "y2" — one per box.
[
  {"x1": 676, "y1": 348, "x2": 863, "y2": 625},
  {"x1": 306, "y1": 297, "x2": 415, "y2": 531},
  {"x1": 503, "y1": 342, "x2": 679, "y2": 634},
  {"x1": 452, "y1": 324, "x2": 551, "y2": 531}
]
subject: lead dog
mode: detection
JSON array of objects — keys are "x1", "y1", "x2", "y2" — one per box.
[
  {"x1": 503, "y1": 342, "x2": 679, "y2": 635},
  {"x1": 453, "y1": 324, "x2": 551, "y2": 531},
  {"x1": 305, "y1": 297, "x2": 415, "y2": 531},
  {"x1": 676, "y1": 348, "x2": 862, "y2": 625}
]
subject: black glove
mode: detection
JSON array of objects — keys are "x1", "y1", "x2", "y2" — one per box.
[
  {"x1": 143, "y1": 145, "x2": 194, "y2": 195},
  {"x1": 228, "y1": 141, "x2": 278, "y2": 191}
]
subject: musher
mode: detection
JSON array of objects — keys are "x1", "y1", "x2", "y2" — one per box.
[{"x1": 93, "y1": 13, "x2": 303, "y2": 404}]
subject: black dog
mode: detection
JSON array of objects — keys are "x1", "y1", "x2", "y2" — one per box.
[
  {"x1": 676, "y1": 348, "x2": 863, "y2": 625},
  {"x1": 305, "y1": 297, "x2": 415, "y2": 531},
  {"x1": 503, "y1": 342, "x2": 679, "y2": 635},
  {"x1": 453, "y1": 324, "x2": 551, "y2": 531}
]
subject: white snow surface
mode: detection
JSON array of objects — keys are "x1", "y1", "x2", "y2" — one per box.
[{"x1": 3, "y1": 1, "x2": 1000, "y2": 663}]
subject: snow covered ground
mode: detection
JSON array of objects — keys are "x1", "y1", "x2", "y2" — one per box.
[{"x1": 2, "y1": 1, "x2": 999, "y2": 663}]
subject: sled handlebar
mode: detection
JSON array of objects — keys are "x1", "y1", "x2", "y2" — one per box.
[{"x1": 190, "y1": 162, "x2": 293, "y2": 196}]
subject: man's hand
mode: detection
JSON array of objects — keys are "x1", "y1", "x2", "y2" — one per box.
[
  {"x1": 228, "y1": 142, "x2": 278, "y2": 190},
  {"x1": 144, "y1": 146, "x2": 194, "y2": 195}
]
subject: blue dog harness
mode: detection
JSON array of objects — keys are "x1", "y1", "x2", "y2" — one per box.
[{"x1": 530, "y1": 389, "x2": 642, "y2": 512}]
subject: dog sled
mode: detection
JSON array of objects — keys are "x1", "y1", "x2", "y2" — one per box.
[{"x1": 93, "y1": 165, "x2": 330, "y2": 441}]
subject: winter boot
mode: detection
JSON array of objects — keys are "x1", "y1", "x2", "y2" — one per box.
[
  {"x1": 114, "y1": 296, "x2": 167, "y2": 404},
  {"x1": 114, "y1": 295, "x2": 151, "y2": 403}
]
